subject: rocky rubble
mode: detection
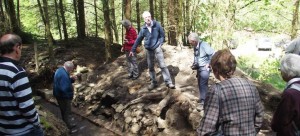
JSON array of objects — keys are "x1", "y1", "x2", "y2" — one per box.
[
  {"x1": 32, "y1": 42, "x2": 280, "y2": 135},
  {"x1": 68, "y1": 49, "x2": 207, "y2": 135}
]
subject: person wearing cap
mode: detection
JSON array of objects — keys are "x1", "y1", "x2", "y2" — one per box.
[
  {"x1": 0, "y1": 34, "x2": 44, "y2": 136},
  {"x1": 129, "y1": 11, "x2": 175, "y2": 90},
  {"x1": 121, "y1": 19, "x2": 139, "y2": 80}
]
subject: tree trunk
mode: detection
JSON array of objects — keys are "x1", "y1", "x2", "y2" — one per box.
[
  {"x1": 159, "y1": 0, "x2": 164, "y2": 27},
  {"x1": 167, "y1": 0, "x2": 177, "y2": 46},
  {"x1": 59, "y1": 0, "x2": 68, "y2": 43},
  {"x1": 136, "y1": 0, "x2": 140, "y2": 32},
  {"x1": 73, "y1": 0, "x2": 79, "y2": 38},
  {"x1": 6, "y1": 0, "x2": 20, "y2": 33},
  {"x1": 0, "y1": 0, "x2": 4, "y2": 21},
  {"x1": 176, "y1": 0, "x2": 183, "y2": 46},
  {"x1": 291, "y1": 0, "x2": 300, "y2": 39},
  {"x1": 124, "y1": 0, "x2": 131, "y2": 19},
  {"x1": 0, "y1": 0, "x2": 6, "y2": 34},
  {"x1": 183, "y1": 0, "x2": 190, "y2": 46},
  {"x1": 37, "y1": 0, "x2": 55, "y2": 42},
  {"x1": 17, "y1": 0, "x2": 20, "y2": 27},
  {"x1": 110, "y1": 0, "x2": 118, "y2": 43},
  {"x1": 149, "y1": 0, "x2": 154, "y2": 19},
  {"x1": 102, "y1": 0, "x2": 112, "y2": 62},
  {"x1": 54, "y1": 0, "x2": 62, "y2": 40},
  {"x1": 42, "y1": 0, "x2": 54, "y2": 62},
  {"x1": 94, "y1": 0, "x2": 98, "y2": 37},
  {"x1": 154, "y1": 0, "x2": 157, "y2": 20},
  {"x1": 77, "y1": 0, "x2": 86, "y2": 39}
]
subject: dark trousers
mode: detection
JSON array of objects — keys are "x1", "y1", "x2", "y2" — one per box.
[
  {"x1": 23, "y1": 125, "x2": 44, "y2": 136},
  {"x1": 56, "y1": 98, "x2": 72, "y2": 128},
  {"x1": 197, "y1": 67, "x2": 210, "y2": 102}
]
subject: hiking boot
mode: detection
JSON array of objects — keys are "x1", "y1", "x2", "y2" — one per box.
[
  {"x1": 132, "y1": 76, "x2": 139, "y2": 80},
  {"x1": 69, "y1": 128, "x2": 78, "y2": 134},
  {"x1": 198, "y1": 99, "x2": 205, "y2": 105},
  {"x1": 67, "y1": 123, "x2": 77, "y2": 129},
  {"x1": 148, "y1": 83, "x2": 158, "y2": 90},
  {"x1": 167, "y1": 83, "x2": 175, "y2": 89},
  {"x1": 127, "y1": 75, "x2": 133, "y2": 79}
]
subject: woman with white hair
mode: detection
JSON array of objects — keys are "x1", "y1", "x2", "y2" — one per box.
[
  {"x1": 121, "y1": 19, "x2": 139, "y2": 80},
  {"x1": 271, "y1": 54, "x2": 300, "y2": 136}
]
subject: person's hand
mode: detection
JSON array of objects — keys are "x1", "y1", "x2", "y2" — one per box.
[
  {"x1": 121, "y1": 47, "x2": 124, "y2": 52},
  {"x1": 205, "y1": 64, "x2": 209, "y2": 69},
  {"x1": 124, "y1": 39, "x2": 128, "y2": 43},
  {"x1": 71, "y1": 75, "x2": 77, "y2": 80},
  {"x1": 205, "y1": 64, "x2": 211, "y2": 71},
  {"x1": 129, "y1": 51, "x2": 134, "y2": 56}
]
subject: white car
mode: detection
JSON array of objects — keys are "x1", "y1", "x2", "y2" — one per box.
[{"x1": 256, "y1": 38, "x2": 273, "y2": 51}]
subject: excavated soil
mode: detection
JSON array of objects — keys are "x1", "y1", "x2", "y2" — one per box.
[{"x1": 22, "y1": 38, "x2": 281, "y2": 135}]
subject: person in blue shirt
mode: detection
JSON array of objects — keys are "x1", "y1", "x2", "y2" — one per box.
[
  {"x1": 53, "y1": 61, "x2": 78, "y2": 133},
  {"x1": 188, "y1": 32, "x2": 214, "y2": 104},
  {"x1": 129, "y1": 11, "x2": 175, "y2": 90}
]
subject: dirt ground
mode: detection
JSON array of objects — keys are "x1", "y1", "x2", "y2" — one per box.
[{"x1": 23, "y1": 37, "x2": 281, "y2": 135}]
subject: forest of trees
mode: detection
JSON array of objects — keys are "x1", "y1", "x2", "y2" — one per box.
[{"x1": 0, "y1": 0, "x2": 299, "y2": 61}]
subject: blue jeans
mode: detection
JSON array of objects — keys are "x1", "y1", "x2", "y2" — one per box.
[
  {"x1": 125, "y1": 51, "x2": 139, "y2": 77},
  {"x1": 197, "y1": 66, "x2": 210, "y2": 102},
  {"x1": 23, "y1": 125, "x2": 44, "y2": 136},
  {"x1": 146, "y1": 45, "x2": 173, "y2": 85}
]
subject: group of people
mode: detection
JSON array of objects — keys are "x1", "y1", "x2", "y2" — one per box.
[
  {"x1": 121, "y1": 11, "x2": 300, "y2": 135},
  {"x1": 197, "y1": 39, "x2": 300, "y2": 135},
  {"x1": 121, "y1": 11, "x2": 175, "y2": 90},
  {"x1": 0, "y1": 10, "x2": 299, "y2": 136}
]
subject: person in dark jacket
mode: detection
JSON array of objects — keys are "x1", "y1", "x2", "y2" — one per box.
[
  {"x1": 121, "y1": 19, "x2": 139, "y2": 80},
  {"x1": 129, "y1": 11, "x2": 175, "y2": 90},
  {"x1": 53, "y1": 61, "x2": 77, "y2": 133},
  {"x1": 271, "y1": 54, "x2": 300, "y2": 136}
]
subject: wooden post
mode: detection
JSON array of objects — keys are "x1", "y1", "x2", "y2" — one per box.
[{"x1": 34, "y1": 42, "x2": 39, "y2": 72}]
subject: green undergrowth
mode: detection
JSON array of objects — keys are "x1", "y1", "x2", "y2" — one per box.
[{"x1": 237, "y1": 56, "x2": 285, "y2": 91}]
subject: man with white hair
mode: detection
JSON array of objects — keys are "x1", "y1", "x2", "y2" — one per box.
[
  {"x1": 129, "y1": 11, "x2": 175, "y2": 90},
  {"x1": 53, "y1": 61, "x2": 78, "y2": 134},
  {"x1": 188, "y1": 32, "x2": 214, "y2": 104},
  {"x1": 271, "y1": 54, "x2": 300, "y2": 136}
]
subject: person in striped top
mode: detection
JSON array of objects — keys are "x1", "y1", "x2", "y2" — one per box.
[{"x1": 0, "y1": 34, "x2": 43, "y2": 136}]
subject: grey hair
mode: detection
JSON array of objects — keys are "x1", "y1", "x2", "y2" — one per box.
[
  {"x1": 188, "y1": 32, "x2": 200, "y2": 42},
  {"x1": 121, "y1": 19, "x2": 131, "y2": 27},
  {"x1": 64, "y1": 61, "x2": 74, "y2": 71},
  {"x1": 280, "y1": 54, "x2": 300, "y2": 78},
  {"x1": 142, "y1": 11, "x2": 151, "y2": 18}
]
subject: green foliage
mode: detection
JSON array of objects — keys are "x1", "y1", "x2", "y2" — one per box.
[
  {"x1": 235, "y1": 0, "x2": 293, "y2": 33},
  {"x1": 40, "y1": 116, "x2": 52, "y2": 130},
  {"x1": 237, "y1": 56, "x2": 285, "y2": 91}
]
